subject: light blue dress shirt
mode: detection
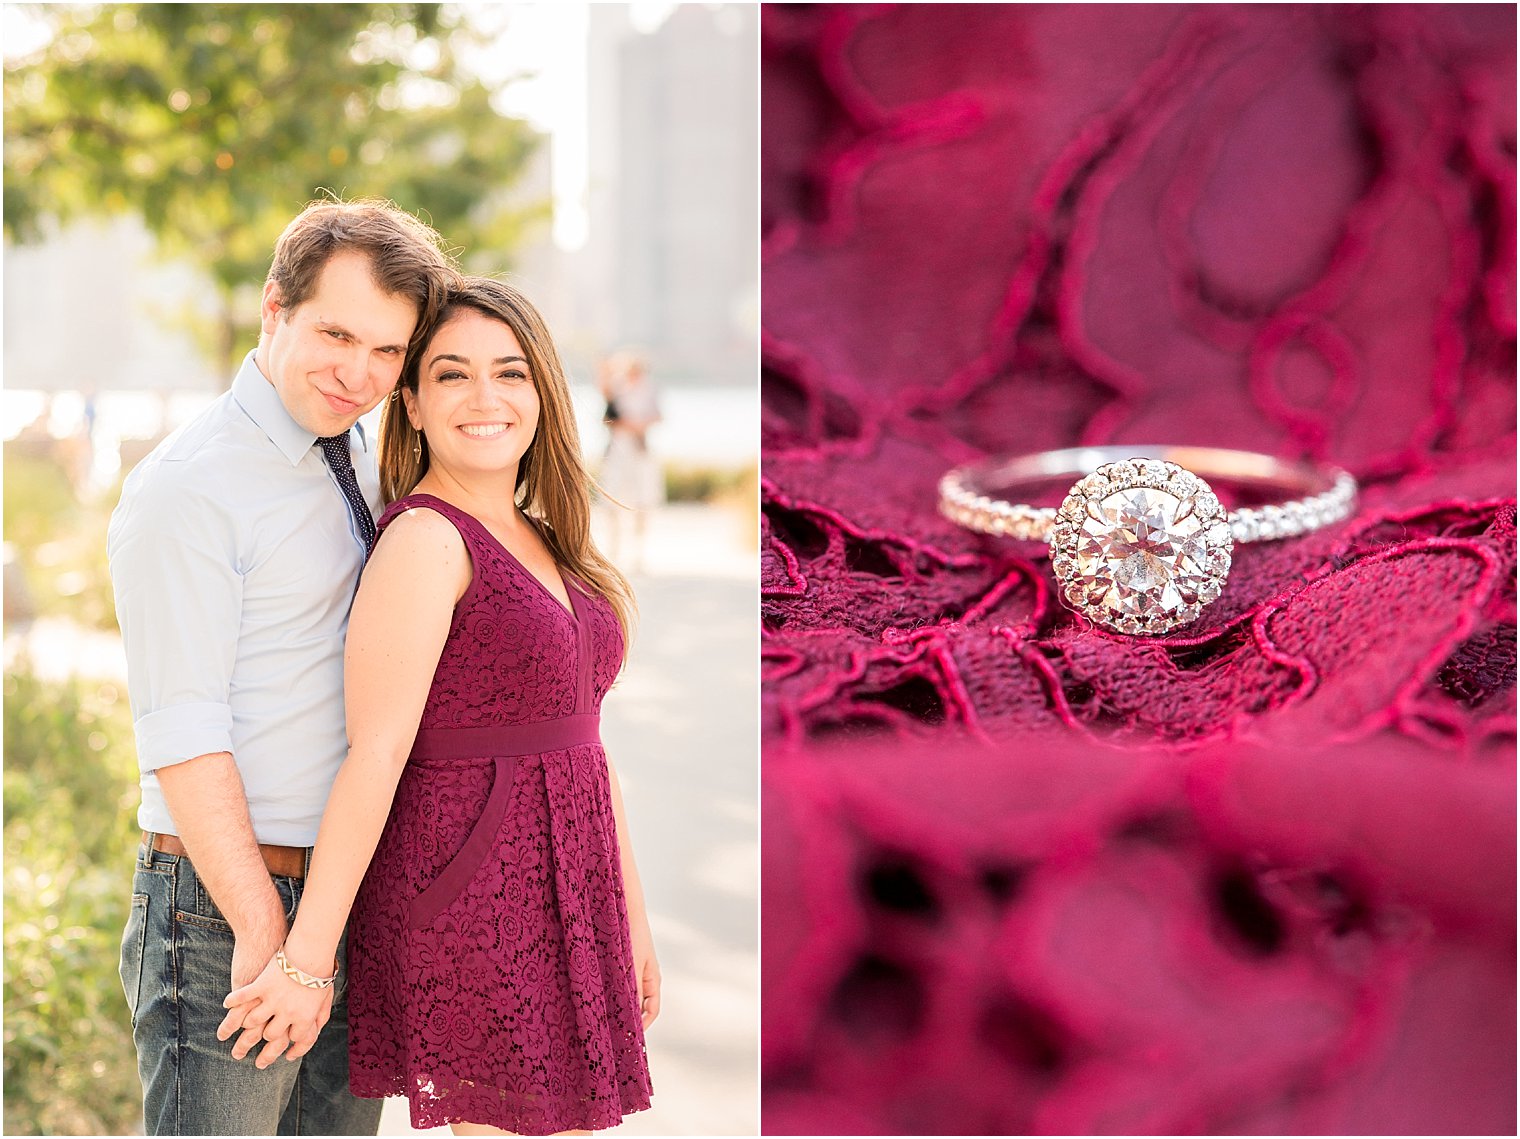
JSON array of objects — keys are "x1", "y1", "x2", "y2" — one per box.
[{"x1": 108, "y1": 351, "x2": 381, "y2": 846}]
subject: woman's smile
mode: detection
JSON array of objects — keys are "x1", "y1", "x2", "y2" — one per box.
[{"x1": 459, "y1": 422, "x2": 512, "y2": 438}]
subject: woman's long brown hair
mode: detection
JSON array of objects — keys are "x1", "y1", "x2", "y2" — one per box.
[{"x1": 379, "y1": 276, "x2": 636, "y2": 651}]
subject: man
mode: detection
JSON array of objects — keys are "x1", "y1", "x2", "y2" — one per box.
[{"x1": 108, "y1": 199, "x2": 456, "y2": 1135}]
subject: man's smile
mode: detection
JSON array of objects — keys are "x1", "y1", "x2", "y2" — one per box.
[{"x1": 320, "y1": 389, "x2": 362, "y2": 414}]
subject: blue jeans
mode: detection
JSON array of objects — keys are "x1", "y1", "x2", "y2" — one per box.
[{"x1": 119, "y1": 838, "x2": 382, "y2": 1136}]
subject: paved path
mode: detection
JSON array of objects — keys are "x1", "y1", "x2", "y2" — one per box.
[{"x1": 381, "y1": 502, "x2": 759, "y2": 1134}]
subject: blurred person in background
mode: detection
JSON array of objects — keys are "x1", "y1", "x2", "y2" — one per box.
[
  {"x1": 107, "y1": 198, "x2": 455, "y2": 1135},
  {"x1": 220, "y1": 277, "x2": 658, "y2": 1135},
  {"x1": 597, "y1": 349, "x2": 664, "y2": 573}
]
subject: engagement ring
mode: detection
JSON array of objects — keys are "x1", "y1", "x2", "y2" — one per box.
[{"x1": 939, "y1": 446, "x2": 1357, "y2": 635}]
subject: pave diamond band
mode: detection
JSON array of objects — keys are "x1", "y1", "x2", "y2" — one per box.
[{"x1": 939, "y1": 446, "x2": 1357, "y2": 635}]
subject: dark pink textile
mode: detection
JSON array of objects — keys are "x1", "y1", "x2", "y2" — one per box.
[
  {"x1": 764, "y1": 734, "x2": 1516, "y2": 1135},
  {"x1": 409, "y1": 715, "x2": 601, "y2": 761},
  {"x1": 347, "y1": 494, "x2": 652, "y2": 1134},
  {"x1": 762, "y1": 4, "x2": 1515, "y2": 1134}
]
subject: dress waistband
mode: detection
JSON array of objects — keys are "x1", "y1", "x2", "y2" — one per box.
[{"x1": 410, "y1": 714, "x2": 601, "y2": 761}]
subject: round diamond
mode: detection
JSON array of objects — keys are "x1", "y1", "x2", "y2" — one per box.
[
  {"x1": 1168, "y1": 470, "x2": 1201, "y2": 496},
  {"x1": 1051, "y1": 461, "x2": 1233, "y2": 634}
]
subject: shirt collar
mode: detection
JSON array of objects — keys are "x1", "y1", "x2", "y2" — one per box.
[
  {"x1": 232, "y1": 351, "x2": 317, "y2": 466},
  {"x1": 231, "y1": 351, "x2": 370, "y2": 465}
]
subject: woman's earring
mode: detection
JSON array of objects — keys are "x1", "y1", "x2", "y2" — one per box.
[{"x1": 413, "y1": 434, "x2": 423, "y2": 461}]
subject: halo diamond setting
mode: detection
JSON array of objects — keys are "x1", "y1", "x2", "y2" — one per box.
[
  {"x1": 1048, "y1": 458, "x2": 1234, "y2": 635},
  {"x1": 939, "y1": 446, "x2": 1357, "y2": 637}
]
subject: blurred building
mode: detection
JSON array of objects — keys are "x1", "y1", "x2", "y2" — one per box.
[
  {"x1": 4, "y1": 217, "x2": 215, "y2": 393},
  {"x1": 579, "y1": 4, "x2": 757, "y2": 386}
]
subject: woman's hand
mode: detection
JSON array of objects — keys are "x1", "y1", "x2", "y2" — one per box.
[
  {"x1": 630, "y1": 917, "x2": 661, "y2": 1029},
  {"x1": 606, "y1": 755, "x2": 659, "y2": 1030},
  {"x1": 217, "y1": 950, "x2": 334, "y2": 1068}
]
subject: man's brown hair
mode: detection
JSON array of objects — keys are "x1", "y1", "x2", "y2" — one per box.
[{"x1": 266, "y1": 198, "x2": 459, "y2": 345}]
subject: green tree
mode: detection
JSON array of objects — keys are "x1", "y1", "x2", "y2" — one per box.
[{"x1": 4, "y1": 3, "x2": 547, "y2": 378}]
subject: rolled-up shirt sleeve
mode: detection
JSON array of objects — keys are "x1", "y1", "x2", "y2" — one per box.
[{"x1": 108, "y1": 469, "x2": 244, "y2": 773}]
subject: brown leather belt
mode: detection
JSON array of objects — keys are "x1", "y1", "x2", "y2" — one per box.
[{"x1": 144, "y1": 831, "x2": 307, "y2": 879}]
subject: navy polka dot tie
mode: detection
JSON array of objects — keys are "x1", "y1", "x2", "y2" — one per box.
[{"x1": 317, "y1": 434, "x2": 377, "y2": 552}]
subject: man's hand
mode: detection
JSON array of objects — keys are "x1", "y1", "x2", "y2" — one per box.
[
  {"x1": 217, "y1": 904, "x2": 299, "y2": 1066},
  {"x1": 230, "y1": 917, "x2": 286, "y2": 991},
  {"x1": 218, "y1": 949, "x2": 334, "y2": 1068},
  {"x1": 156, "y1": 751, "x2": 293, "y2": 1021}
]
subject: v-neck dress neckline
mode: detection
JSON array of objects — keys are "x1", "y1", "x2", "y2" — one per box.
[{"x1": 405, "y1": 492, "x2": 579, "y2": 623}]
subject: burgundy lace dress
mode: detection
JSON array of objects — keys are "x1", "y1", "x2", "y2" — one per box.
[{"x1": 347, "y1": 493, "x2": 653, "y2": 1133}]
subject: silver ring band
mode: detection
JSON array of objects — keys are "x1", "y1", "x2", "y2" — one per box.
[
  {"x1": 939, "y1": 446, "x2": 1356, "y2": 544},
  {"x1": 939, "y1": 447, "x2": 1357, "y2": 635}
]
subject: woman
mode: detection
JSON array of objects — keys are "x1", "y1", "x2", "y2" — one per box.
[{"x1": 221, "y1": 277, "x2": 657, "y2": 1134}]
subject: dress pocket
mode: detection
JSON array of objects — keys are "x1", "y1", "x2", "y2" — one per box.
[{"x1": 409, "y1": 755, "x2": 519, "y2": 928}]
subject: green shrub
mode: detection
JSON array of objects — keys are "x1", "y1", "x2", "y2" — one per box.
[
  {"x1": 3, "y1": 664, "x2": 142, "y2": 1136},
  {"x1": 662, "y1": 462, "x2": 751, "y2": 503},
  {"x1": 3, "y1": 449, "x2": 80, "y2": 554},
  {"x1": 2, "y1": 449, "x2": 120, "y2": 633}
]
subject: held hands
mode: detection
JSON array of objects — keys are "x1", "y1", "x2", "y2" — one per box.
[{"x1": 217, "y1": 947, "x2": 334, "y2": 1068}]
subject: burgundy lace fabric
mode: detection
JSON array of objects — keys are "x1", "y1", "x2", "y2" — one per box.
[
  {"x1": 762, "y1": 6, "x2": 1515, "y2": 1134},
  {"x1": 347, "y1": 494, "x2": 652, "y2": 1134}
]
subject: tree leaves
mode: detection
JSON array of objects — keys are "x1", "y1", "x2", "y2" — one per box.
[{"x1": 4, "y1": 3, "x2": 544, "y2": 376}]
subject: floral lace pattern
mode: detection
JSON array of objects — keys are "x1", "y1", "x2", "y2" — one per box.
[
  {"x1": 347, "y1": 494, "x2": 652, "y2": 1134},
  {"x1": 762, "y1": 6, "x2": 1515, "y2": 1135}
]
